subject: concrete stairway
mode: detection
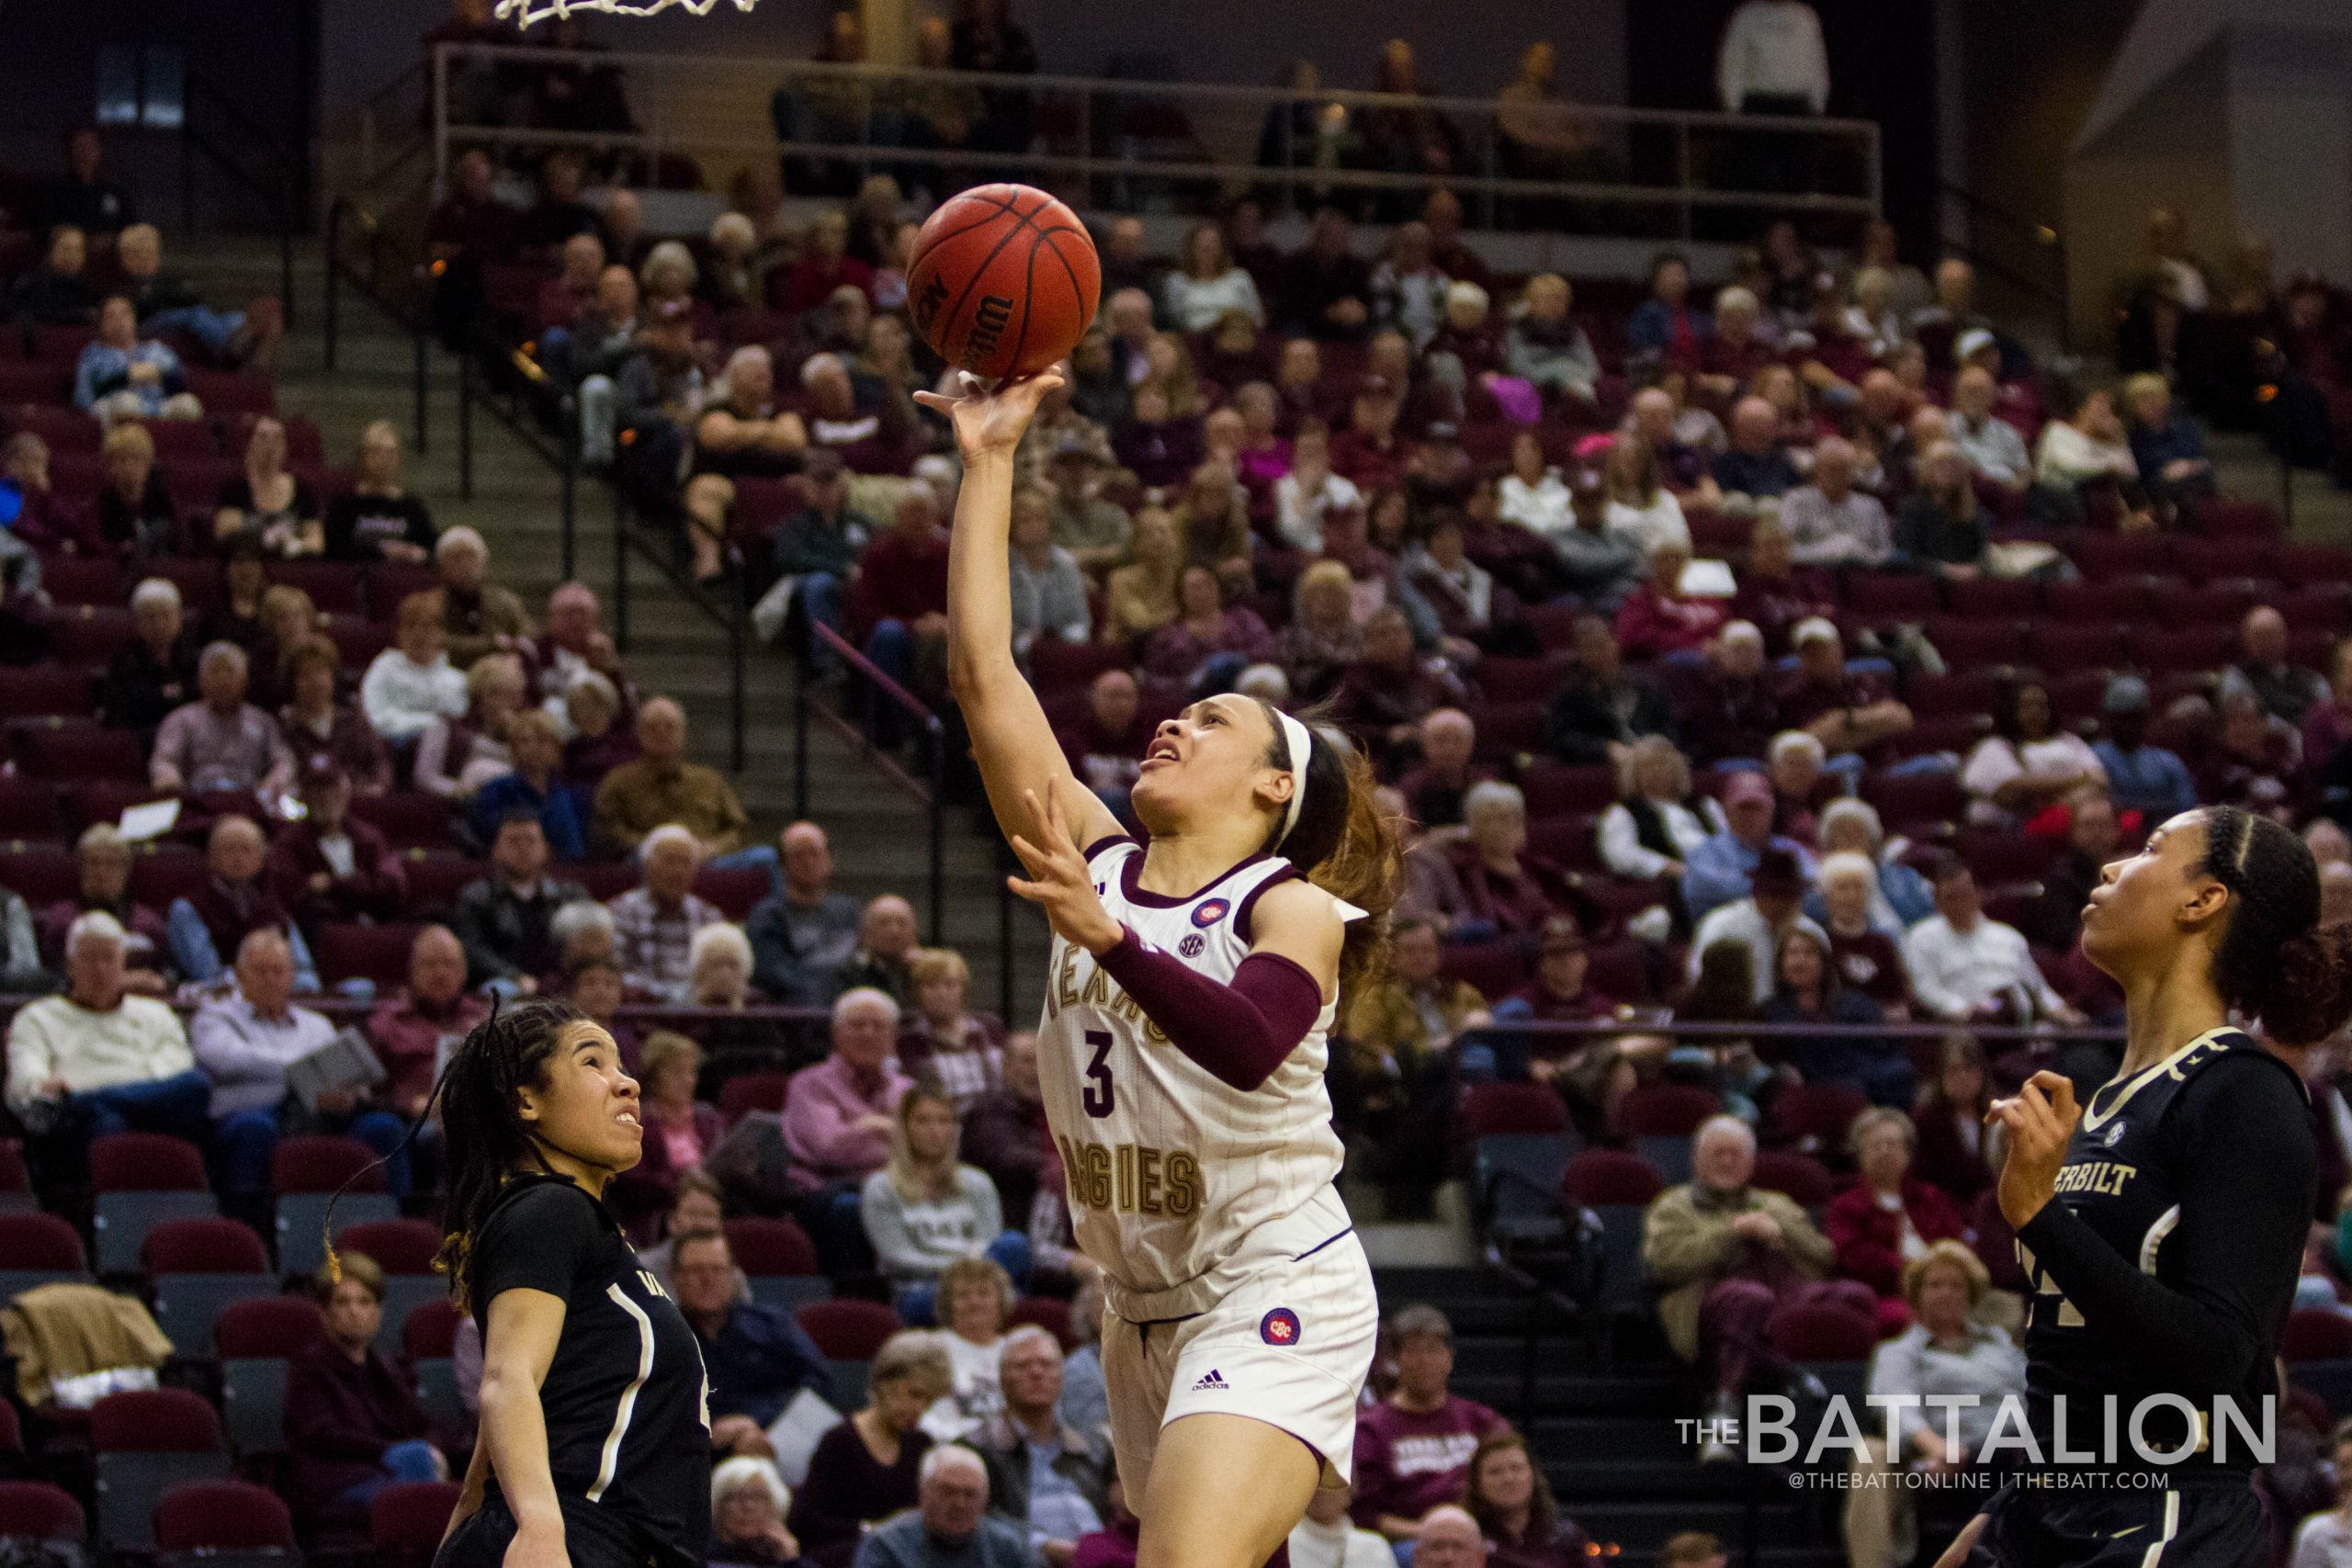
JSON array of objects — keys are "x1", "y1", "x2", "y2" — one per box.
[{"x1": 173, "y1": 234, "x2": 1042, "y2": 1008}]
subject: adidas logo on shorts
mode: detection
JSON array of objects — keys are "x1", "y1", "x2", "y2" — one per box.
[{"x1": 1191, "y1": 1369, "x2": 1227, "y2": 1392}]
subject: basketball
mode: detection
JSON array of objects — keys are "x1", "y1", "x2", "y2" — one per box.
[{"x1": 904, "y1": 183, "x2": 1101, "y2": 381}]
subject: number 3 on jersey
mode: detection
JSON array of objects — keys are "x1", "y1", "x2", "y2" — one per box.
[
  {"x1": 2016, "y1": 1241, "x2": 2085, "y2": 1329},
  {"x1": 1082, "y1": 1029, "x2": 1114, "y2": 1118}
]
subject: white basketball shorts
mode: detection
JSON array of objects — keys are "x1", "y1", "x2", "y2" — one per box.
[{"x1": 1098, "y1": 1227, "x2": 1379, "y2": 1501}]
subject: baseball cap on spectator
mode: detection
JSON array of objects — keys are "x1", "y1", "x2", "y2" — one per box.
[
  {"x1": 1574, "y1": 432, "x2": 1616, "y2": 464},
  {"x1": 1722, "y1": 771, "x2": 1774, "y2": 809},
  {"x1": 2103, "y1": 674, "x2": 2152, "y2": 715},
  {"x1": 1752, "y1": 848, "x2": 1805, "y2": 897},
  {"x1": 1955, "y1": 327, "x2": 1998, "y2": 365},
  {"x1": 1792, "y1": 616, "x2": 1841, "y2": 649},
  {"x1": 1536, "y1": 916, "x2": 1587, "y2": 954}
]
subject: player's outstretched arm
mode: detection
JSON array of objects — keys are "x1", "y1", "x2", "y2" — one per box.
[{"x1": 921, "y1": 370, "x2": 1121, "y2": 853}]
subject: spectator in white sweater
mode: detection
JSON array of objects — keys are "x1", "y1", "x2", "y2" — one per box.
[
  {"x1": 361, "y1": 591, "x2": 469, "y2": 744},
  {"x1": 1717, "y1": 0, "x2": 1829, "y2": 114},
  {"x1": 1273, "y1": 422, "x2": 1363, "y2": 553},
  {"x1": 6, "y1": 911, "x2": 208, "y2": 1142},
  {"x1": 861, "y1": 1086, "x2": 1031, "y2": 1325},
  {"x1": 1902, "y1": 859, "x2": 2082, "y2": 1025},
  {"x1": 1160, "y1": 222, "x2": 1264, "y2": 333},
  {"x1": 1007, "y1": 488, "x2": 1091, "y2": 655}
]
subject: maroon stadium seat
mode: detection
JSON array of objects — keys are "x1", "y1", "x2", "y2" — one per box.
[
  {"x1": 126, "y1": 842, "x2": 206, "y2": 907},
  {"x1": 1840, "y1": 572, "x2": 1939, "y2": 622},
  {"x1": 2067, "y1": 533, "x2": 2169, "y2": 581},
  {"x1": 1942, "y1": 577, "x2": 2038, "y2": 619},
  {"x1": 154, "y1": 1480, "x2": 295, "y2": 1553},
  {"x1": 1438, "y1": 940, "x2": 1527, "y2": 999},
  {"x1": 1617, "y1": 1083, "x2": 1720, "y2": 1137},
  {"x1": 215, "y1": 1296, "x2": 326, "y2": 1360},
  {"x1": 2278, "y1": 542, "x2": 2352, "y2": 585},
  {"x1": 2134, "y1": 624, "x2": 2235, "y2": 674},
  {"x1": 186, "y1": 369, "x2": 276, "y2": 415},
  {"x1": 796, "y1": 1298, "x2": 903, "y2": 1360},
  {"x1": 13, "y1": 720, "x2": 147, "y2": 781},
  {"x1": 10, "y1": 404, "x2": 98, "y2": 451},
  {"x1": 1457, "y1": 1081, "x2": 1570, "y2": 1139},
  {"x1": 1920, "y1": 617, "x2": 2023, "y2": 671},
  {"x1": 2148, "y1": 579, "x2": 2258, "y2": 626},
  {"x1": 404, "y1": 1297, "x2": 465, "y2": 1360},
  {"x1": 0, "y1": 1481, "x2": 84, "y2": 1541},
  {"x1": 0, "y1": 663, "x2": 97, "y2": 718},
  {"x1": 0, "y1": 842, "x2": 77, "y2": 908},
  {"x1": 37, "y1": 552, "x2": 120, "y2": 606},
  {"x1": 49, "y1": 604, "x2": 135, "y2": 662},
  {"x1": 726, "y1": 1216, "x2": 819, "y2": 1278},
  {"x1": 1562, "y1": 1148, "x2": 1665, "y2": 1207},
  {"x1": 266, "y1": 558, "x2": 367, "y2": 615},
  {"x1": 334, "y1": 1218, "x2": 443, "y2": 1276},
  {"x1": 1516, "y1": 761, "x2": 1617, "y2": 816},
  {"x1": 0, "y1": 1211, "x2": 87, "y2": 1271},
  {"x1": 91, "y1": 1133, "x2": 209, "y2": 1191},
  {"x1": 1008, "y1": 1295, "x2": 1075, "y2": 1348},
  {"x1": 1750, "y1": 1149, "x2": 1835, "y2": 1207},
  {"x1": 92, "y1": 1387, "x2": 220, "y2": 1452},
  {"x1": 718, "y1": 1072, "x2": 792, "y2": 1123},
  {"x1": 2174, "y1": 535, "x2": 2275, "y2": 581},
  {"x1": 1767, "y1": 1301, "x2": 1876, "y2": 1361},
  {"x1": 2027, "y1": 621, "x2": 2128, "y2": 674},
  {"x1": 141, "y1": 1217, "x2": 268, "y2": 1275},
  {"x1": 317, "y1": 921, "x2": 426, "y2": 987},
  {"x1": 695, "y1": 865, "x2": 771, "y2": 921},
  {"x1": 1771, "y1": 1081, "x2": 1871, "y2": 1155},
  {"x1": 347, "y1": 791, "x2": 457, "y2": 850},
  {"x1": 2282, "y1": 1307, "x2": 2352, "y2": 1361},
  {"x1": 373, "y1": 1482, "x2": 464, "y2": 1557}
]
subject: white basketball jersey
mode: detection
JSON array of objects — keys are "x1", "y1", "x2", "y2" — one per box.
[{"x1": 1036, "y1": 836, "x2": 1352, "y2": 1322}]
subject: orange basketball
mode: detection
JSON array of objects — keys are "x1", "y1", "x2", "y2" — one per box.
[{"x1": 905, "y1": 183, "x2": 1101, "y2": 380}]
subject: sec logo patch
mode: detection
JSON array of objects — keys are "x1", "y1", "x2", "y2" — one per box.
[
  {"x1": 1179, "y1": 933, "x2": 1205, "y2": 958},
  {"x1": 1193, "y1": 898, "x2": 1230, "y2": 929},
  {"x1": 1260, "y1": 1307, "x2": 1302, "y2": 1347}
]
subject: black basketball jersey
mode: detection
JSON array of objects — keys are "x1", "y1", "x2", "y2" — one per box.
[
  {"x1": 2016, "y1": 1027, "x2": 2311, "y2": 1478},
  {"x1": 470, "y1": 1176, "x2": 712, "y2": 1568}
]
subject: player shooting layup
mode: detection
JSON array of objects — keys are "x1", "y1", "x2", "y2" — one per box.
[{"x1": 918, "y1": 367, "x2": 1400, "y2": 1568}]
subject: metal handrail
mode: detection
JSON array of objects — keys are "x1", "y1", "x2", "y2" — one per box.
[
  {"x1": 800, "y1": 620, "x2": 947, "y2": 950},
  {"x1": 181, "y1": 70, "x2": 301, "y2": 323},
  {"x1": 426, "y1": 40, "x2": 1882, "y2": 231},
  {"x1": 1937, "y1": 178, "x2": 2070, "y2": 350}
]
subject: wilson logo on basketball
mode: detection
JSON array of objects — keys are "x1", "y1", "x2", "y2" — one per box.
[{"x1": 963, "y1": 294, "x2": 1014, "y2": 364}]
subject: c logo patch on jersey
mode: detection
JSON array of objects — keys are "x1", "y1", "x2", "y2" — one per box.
[
  {"x1": 1260, "y1": 1307, "x2": 1302, "y2": 1347},
  {"x1": 1193, "y1": 898, "x2": 1230, "y2": 929}
]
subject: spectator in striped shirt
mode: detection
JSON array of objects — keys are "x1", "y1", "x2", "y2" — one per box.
[{"x1": 607, "y1": 824, "x2": 722, "y2": 1002}]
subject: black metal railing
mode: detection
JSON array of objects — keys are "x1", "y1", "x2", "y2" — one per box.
[
  {"x1": 181, "y1": 70, "x2": 303, "y2": 324},
  {"x1": 1938, "y1": 179, "x2": 2071, "y2": 350},
  {"x1": 797, "y1": 622, "x2": 948, "y2": 953}
]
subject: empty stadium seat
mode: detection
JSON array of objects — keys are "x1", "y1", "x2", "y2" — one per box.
[
  {"x1": 0, "y1": 1210, "x2": 92, "y2": 1302},
  {"x1": 142, "y1": 1216, "x2": 272, "y2": 1357},
  {"x1": 154, "y1": 1479, "x2": 295, "y2": 1554},
  {"x1": 405, "y1": 1297, "x2": 469, "y2": 1431},
  {"x1": 1771, "y1": 1081, "x2": 1871, "y2": 1156},
  {"x1": 0, "y1": 841, "x2": 77, "y2": 908},
  {"x1": 1750, "y1": 1149, "x2": 1835, "y2": 1208},
  {"x1": 727, "y1": 1216, "x2": 827, "y2": 1313},
  {"x1": 0, "y1": 1480, "x2": 85, "y2": 1542},
  {"x1": 1517, "y1": 761, "x2": 1617, "y2": 817},
  {"x1": 372, "y1": 1481, "x2": 464, "y2": 1563},
  {"x1": 1457, "y1": 1080, "x2": 1569, "y2": 1139},
  {"x1": 271, "y1": 1133, "x2": 397, "y2": 1276},
  {"x1": 90, "y1": 1388, "x2": 228, "y2": 1551},
  {"x1": 318, "y1": 920, "x2": 428, "y2": 987},
  {"x1": 1766, "y1": 1300, "x2": 1877, "y2": 1362},
  {"x1": 90, "y1": 1133, "x2": 217, "y2": 1275}
]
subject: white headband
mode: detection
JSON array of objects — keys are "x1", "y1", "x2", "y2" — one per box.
[
  {"x1": 1271, "y1": 706, "x2": 1368, "y2": 925},
  {"x1": 1274, "y1": 708, "x2": 1315, "y2": 850}
]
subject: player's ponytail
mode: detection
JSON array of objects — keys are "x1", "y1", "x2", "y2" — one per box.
[
  {"x1": 2198, "y1": 805, "x2": 2352, "y2": 1045},
  {"x1": 1260, "y1": 705, "x2": 1399, "y2": 1000}
]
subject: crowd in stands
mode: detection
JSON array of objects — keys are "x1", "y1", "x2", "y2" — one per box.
[{"x1": 22, "y1": 7, "x2": 2352, "y2": 1565}]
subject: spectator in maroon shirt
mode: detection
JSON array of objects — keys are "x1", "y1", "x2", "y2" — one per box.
[
  {"x1": 425, "y1": 148, "x2": 522, "y2": 265},
  {"x1": 772, "y1": 208, "x2": 875, "y2": 313},
  {"x1": 1330, "y1": 376, "x2": 1409, "y2": 495},
  {"x1": 1910, "y1": 1032, "x2": 1996, "y2": 1202},
  {"x1": 1351, "y1": 1304, "x2": 1508, "y2": 1540},
  {"x1": 284, "y1": 1251, "x2": 445, "y2": 1523},
  {"x1": 366, "y1": 924, "x2": 488, "y2": 1117},
  {"x1": 1329, "y1": 607, "x2": 1469, "y2": 768},
  {"x1": 1394, "y1": 709, "x2": 1494, "y2": 829},
  {"x1": 1614, "y1": 539, "x2": 1729, "y2": 660},
  {"x1": 266, "y1": 761, "x2": 407, "y2": 942},
  {"x1": 852, "y1": 487, "x2": 953, "y2": 716},
  {"x1": 1694, "y1": 287, "x2": 1779, "y2": 408},
  {"x1": 41, "y1": 822, "x2": 173, "y2": 987},
  {"x1": 1729, "y1": 515, "x2": 1834, "y2": 655},
  {"x1": 1776, "y1": 616, "x2": 1914, "y2": 761},
  {"x1": 1679, "y1": 620, "x2": 1781, "y2": 764},
  {"x1": 1822, "y1": 1109, "x2": 1971, "y2": 1334},
  {"x1": 1277, "y1": 206, "x2": 1374, "y2": 340},
  {"x1": 535, "y1": 231, "x2": 605, "y2": 333},
  {"x1": 1056, "y1": 669, "x2": 1150, "y2": 815},
  {"x1": 1445, "y1": 781, "x2": 1583, "y2": 941},
  {"x1": 560, "y1": 670, "x2": 636, "y2": 789}
]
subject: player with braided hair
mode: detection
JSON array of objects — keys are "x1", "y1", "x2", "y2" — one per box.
[
  {"x1": 1946, "y1": 806, "x2": 2352, "y2": 1566},
  {"x1": 423, "y1": 999, "x2": 713, "y2": 1568}
]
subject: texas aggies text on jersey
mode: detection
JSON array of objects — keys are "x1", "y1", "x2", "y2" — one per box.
[{"x1": 1037, "y1": 837, "x2": 1356, "y2": 1323}]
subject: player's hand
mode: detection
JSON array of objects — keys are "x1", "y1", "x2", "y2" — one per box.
[
  {"x1": 503, "y1": 1517, "x2": 571, "y2": 1568},
  {"x1": 1987, "y1": 1068, "x2": 2079, "y2": 1230},
  {"x1": 914, "y1": 368, "x2": 1067, "y2": 462},
  {"x1": 1006, "y1": 776, "x2": 1123, "y2": 955},
  {"x1": 1930, "y1": 1511, "x2": 1985, "y2": 1568}
]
